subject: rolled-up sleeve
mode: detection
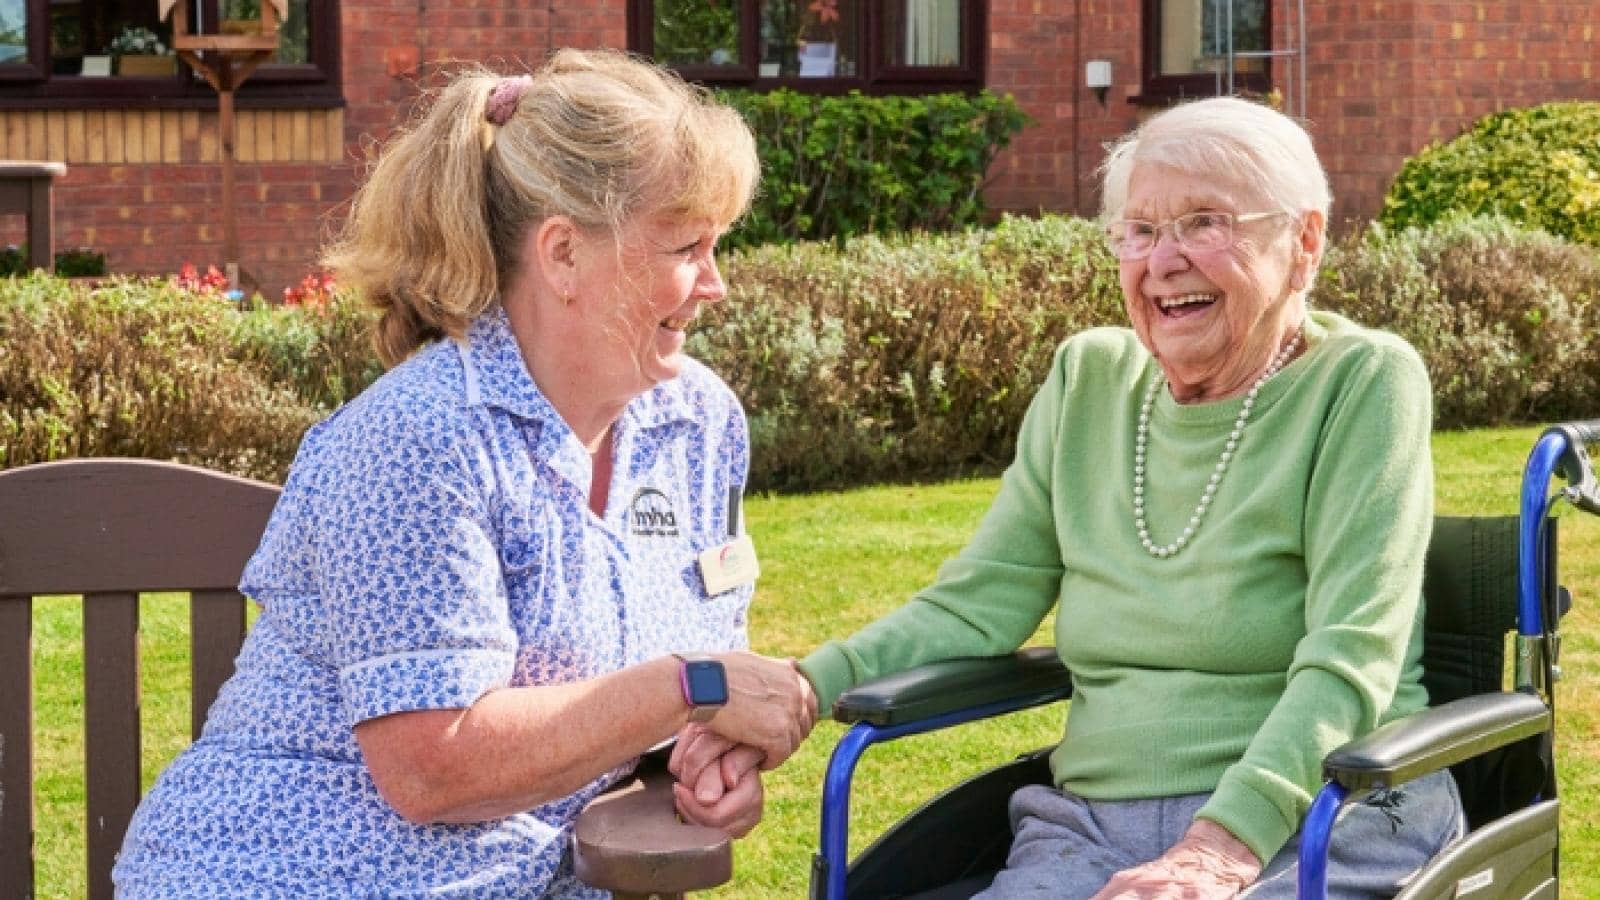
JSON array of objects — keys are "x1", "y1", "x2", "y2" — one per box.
[{"x1": 311, "y1": 411, "x2": 518, "y2": 728}]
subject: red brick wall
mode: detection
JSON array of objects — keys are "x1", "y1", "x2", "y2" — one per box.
[
  {"x1": 1302, "y1": 0, "x2": 1600, "y2": 225},
  {"x1": 46, "y1": 0, "x2": 627, "y2": 296},
  {"x1": 343, "y1": 0, "x2": 624, "y2": 142},
  {"x1": 981, "y1": 0, "x2": 1076, "y2": 213},
  {"x1": 36, "y1": 108, "x2": 352, "y2": 297},
  {"x1": 1306, "y1": 0, "x2": 1595, "y2": 225},
  {"x1": 983, "y1": 0, "x2": 1600, "y2": 224},
  {"x1": 56, "y1": 163, "x2": 351, "y2": 285},
  {"x1": 984, "y1": 0, "x2": 1143, "y2": 218},
  {"x1": 27, "y1": 1, "x2": 1600, "y2": 292}
]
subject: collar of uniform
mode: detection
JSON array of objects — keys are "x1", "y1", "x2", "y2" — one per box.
[
  {"x1": 460, "y1": 306, "x2": 562, "y2": 421},
  {"x1": 458, "y1": 307, "x2": 701, "y2": 485},
  {"x1": 461, "y1": 306, "x2": 701, "y2": 430},
  {"x1": 458, "y1": 307, "x2": 590, "y2": 490},
  {"x1": 621, "y1": 367, "x2": 700, "y2": 433}
]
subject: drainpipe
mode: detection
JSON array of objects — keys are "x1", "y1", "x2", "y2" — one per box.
[{"x1": 1072, "y1": 0, "x2": 1084, "y2": 215}]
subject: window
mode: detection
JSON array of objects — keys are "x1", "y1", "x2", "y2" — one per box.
[
  {"x1": 630, "y1": 0, "x2": 984, "y2": 93},
  {"x1": 0, "y1": 0, "x2": 339, "y2": 107},
  {"x1": 1140, "y1": 0, "x2": 1269, "y2": 102}
]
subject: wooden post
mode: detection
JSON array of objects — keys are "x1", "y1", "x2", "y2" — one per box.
[
  {"x1": 218, "y1": 86, "x2": 239, "y2": 289},
  {"x1": 163, "y1": 0, "x2": 280, "y2": 293},
  {"x1": 0, "y1": 162, "x2": 67, "y2": 272}
]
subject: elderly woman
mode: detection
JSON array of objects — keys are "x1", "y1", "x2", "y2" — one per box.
[
  {"x1": 112, "y1": 50, "x2": 814, "y2": 898},
  {"x1": 681, "y1": 97, "x2": 1464, "y2": 898}
]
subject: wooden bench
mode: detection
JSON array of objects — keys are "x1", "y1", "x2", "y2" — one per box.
[
  {"x1": 0, "y1": 458, "x2": 729, "y2": 900},
  {"x1": 0, "y1": 161, "x2": 67, "y2": 272}
]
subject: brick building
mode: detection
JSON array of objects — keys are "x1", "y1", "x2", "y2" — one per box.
[{"x1": 0, "y1": 0, "x2": 1593, "y2": 294}]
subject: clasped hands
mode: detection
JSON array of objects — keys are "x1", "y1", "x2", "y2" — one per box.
[{"x1": 666, "y1": 651, "x2": 819, "y2": 837}]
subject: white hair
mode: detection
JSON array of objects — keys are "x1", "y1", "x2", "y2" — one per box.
[{"x1": 1099, "y1": 97, "x2": 1331, "y2": 222}]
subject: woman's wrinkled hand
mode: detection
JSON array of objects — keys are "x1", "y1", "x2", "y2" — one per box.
[
  {"x1": 671, "y1": 742, "x2": 766, "y2": 838},
  {"x1": 1090, "y1": 820, "x2": 1261, "y2": 900},
  {"x1": 668, "y1": 722, "x2": 736, "y2": 798},
  {"x1": 708, "y1": 652, "x2": 818, "y2": 768}
]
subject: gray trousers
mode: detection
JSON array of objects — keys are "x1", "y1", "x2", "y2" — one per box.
[{"x1": 955, "y1": 770, "x2": 1465, "y2": 900}]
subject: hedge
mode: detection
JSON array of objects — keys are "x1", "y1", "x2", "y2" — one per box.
[
  {"x1": 0, "y1": 277, "x2": 378, "y2": 479},
  {"x1": 717, "y1": 88, "x2": 1030, "y2": 250},
  {"x1": 4, "y1": 214, "x2": 1597, "y2": 490},
  {"x1": 1316, "y1": 215, "x2": 1600, "y2": 426},
  {"x1": 1381, "y1": 101, "x2": 1600, "y2": 246}
]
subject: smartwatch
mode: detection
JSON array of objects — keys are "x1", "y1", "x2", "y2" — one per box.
[{"x1": 672, "y1": 653, "x2": 729, "y2": 723}]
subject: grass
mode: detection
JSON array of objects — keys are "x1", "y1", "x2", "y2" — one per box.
[{"x1": 25, "y1": 425, "x2": 1599, "y2": 898}]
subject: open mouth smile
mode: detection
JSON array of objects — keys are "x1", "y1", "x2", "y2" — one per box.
[
  {"x1": 1156, "y1": 292, "x2": 1217, "y2": 317},
  {"x1": 660, "y1": 316, "x2": 693, "y2": 331}
]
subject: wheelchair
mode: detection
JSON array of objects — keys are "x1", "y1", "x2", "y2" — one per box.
[{"x1": 811, "y1": 420, "x2": 1600, "y2": 900}]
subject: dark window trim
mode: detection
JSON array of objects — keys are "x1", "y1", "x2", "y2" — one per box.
[
  {"x1": 0, "y1": 0, "x2": 341, "y2": 109},
  {"x1": 629, "y1": 0, "x2": 986, "y2": 94},
  {"x1": 1135, "y1": 0, "x2": 1270, "y2": 106}
]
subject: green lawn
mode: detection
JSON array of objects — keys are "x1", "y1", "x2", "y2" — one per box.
[{"x1": 26, "y1": 425, "x2": 1599, "y2": 898}]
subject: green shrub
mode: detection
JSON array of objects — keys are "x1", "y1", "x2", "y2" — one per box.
[
  {"x1": 0, "y1": 245, "x2": 109, "y2": 277},
  {"x1": 692, "y1": 214, "x2": 1123, "y2": 489},
  {"x1": 1382, "y1": 101, "x2": 1600, "y2": 246},
  {"x1": 228, "y1": 299, "x2": 384, "y2": 412},
  {"x1": 54, "y1": 247, "x2": 109, "y2": 277},
  {"x1": 717, "y1": 88, "x2": 1030, "y2": 249},
  {"x1": 650, "y1": 0, "x2": 737, "y2": 65},
  {"x1": 0, "y1": 275, "x2": 380, "y2": 479},
  {"x1": 7, "y1": 215, "x2": 1597, "y2": 491},
  {"x1": 1315, "y1": 215, "x2": 1600, "y2": 427},
  {"x1": 702, "y1": 212, "x2": 1600, "y2": 489}
]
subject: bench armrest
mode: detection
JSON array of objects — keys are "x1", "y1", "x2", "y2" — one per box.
[
  {"x1": 832, "y1": 646, "x2": 1071, "y2": 727},
  {"x1": 1322, "y1": 691, "x2": 1551, "y2": 793},
  {"x1": 571, "y1": 757, "x2": 732, "y2": 895}
]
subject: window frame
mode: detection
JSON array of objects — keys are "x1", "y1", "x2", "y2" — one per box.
[
  {"x1": 628, "y1": 0, "x2": 986, "y2": 95},
  {"x1": 1137, "y1": 0, "x2": 1270, "y2": 105},
  {"x1": 0, "y1": 0, "x2": 341, "y2": 109}
]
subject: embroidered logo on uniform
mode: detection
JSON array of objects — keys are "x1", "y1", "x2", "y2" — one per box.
[{"x1": 628, "y1": 488, "x2": 680, "y2": 537}]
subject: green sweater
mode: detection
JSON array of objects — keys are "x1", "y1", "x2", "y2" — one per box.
[{"x1": 799, "y1": 311, "x2": 1435, "y2": 865}]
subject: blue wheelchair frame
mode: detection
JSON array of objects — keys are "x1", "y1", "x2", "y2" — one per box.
[{"x1": 814, "y1": 421, "x2": 1599, "y2": 900}]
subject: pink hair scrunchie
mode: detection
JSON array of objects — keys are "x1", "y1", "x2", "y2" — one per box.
[{"x1": 485, "y1": 75, "x2": 534, "y2": 127}]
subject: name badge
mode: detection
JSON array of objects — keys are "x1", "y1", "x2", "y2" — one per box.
[{"x1": 698, "y1": 535, "x2": 760, "y2": 595}]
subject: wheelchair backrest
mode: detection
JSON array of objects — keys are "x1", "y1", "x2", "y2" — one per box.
[{"x1": 1419, "y1": 515, "x2": 1557, "y2": 830}]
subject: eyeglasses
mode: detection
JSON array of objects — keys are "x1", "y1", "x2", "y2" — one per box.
[{"x1": 1104, "y1": 211, "x2": 1289, "y2": 260}]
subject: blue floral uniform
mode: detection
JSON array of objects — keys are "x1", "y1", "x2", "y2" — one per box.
[{"x1": 113, "y1": 308, "x2": 753, "y2": 898}]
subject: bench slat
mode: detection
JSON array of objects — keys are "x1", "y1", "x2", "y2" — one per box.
[
  {"x1": 0, "y1": 594, "x2": 35, "y2": 899},
  {"x1": 84, "y1": 591, "x2": 141, "y2": 900},
  {"x1": 190, "y1": 589, "x2": 247, "y2": 740}
]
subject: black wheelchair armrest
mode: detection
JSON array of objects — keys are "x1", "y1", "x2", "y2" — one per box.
[
  {"x1": 833, "y1": 646, "x2": 1071, "y2": 727},
  {"x1": 1321, "y1": 691, "x2": 1551, "y2": 793}
]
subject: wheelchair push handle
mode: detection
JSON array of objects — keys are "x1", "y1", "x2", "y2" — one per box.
[
  {"x1": 1556, "y1": 418, "x2": 1600, "y2": 445},
  {"x1": 1543, "y1": 419, "x2": 1600, "y2": 515}
]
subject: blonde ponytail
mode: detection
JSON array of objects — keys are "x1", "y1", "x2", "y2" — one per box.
[{"x1": 323, "y1": 50, "x2": 759, "y2": 367}]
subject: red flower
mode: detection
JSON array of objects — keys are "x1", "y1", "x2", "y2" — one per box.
[
  {"x1": 172, "y1": 262, "x2": 230, "y2": 297},
  {"x1": 808, "y1": 0, "x2": 839, "y2": 24},
  {"x1": 283, "y1": 270, "x2": 337, "y2": 308}
]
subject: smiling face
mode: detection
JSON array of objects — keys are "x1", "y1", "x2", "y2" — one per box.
[
  {"x1": 579, "y1": 215, "x2": 729, "y2": 394},
  {"x1": 1118, "y1": 163, "x2": 1318, "y2": 403}
]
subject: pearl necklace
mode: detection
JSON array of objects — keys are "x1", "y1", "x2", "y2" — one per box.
[{"x1": 1133, "y1": 331, "x2": 1303, "y2": 558}]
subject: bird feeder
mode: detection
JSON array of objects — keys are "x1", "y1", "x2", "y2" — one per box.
[
  {"x1": 157, "y1": 0, "x2": 285, "y2": 292},
  {"x1": 163, "y1": 0, "x2": 291, "y2": 52}
]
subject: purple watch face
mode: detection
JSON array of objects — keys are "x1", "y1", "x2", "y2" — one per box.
[{"x1": 684, "y1": 660, "x2": 729, "y2": 706}]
